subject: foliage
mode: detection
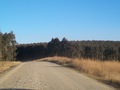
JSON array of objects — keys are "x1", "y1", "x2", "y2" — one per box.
[
  {"x1": 16, "y1": 43, "x2": 47, "y2": 60},
  {"x1": 16, "y1": 38, "x2": 120, "y2": 61},
  {"x1": 0, "y1": 31, "x2": 16, "y2": 61}
]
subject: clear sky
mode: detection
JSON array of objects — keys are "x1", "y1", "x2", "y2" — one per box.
[{"x1": 0, "y1": 0, "x2": 120, "y2": 44}]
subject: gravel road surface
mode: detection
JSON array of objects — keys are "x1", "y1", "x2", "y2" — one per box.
[{"x1": 0, "y1": 61, "x2": 116, "y2": 90}]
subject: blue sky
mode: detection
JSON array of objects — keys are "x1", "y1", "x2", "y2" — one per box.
[{"x1": 0, "y1": 0, "x2": 120, "y2": 43}]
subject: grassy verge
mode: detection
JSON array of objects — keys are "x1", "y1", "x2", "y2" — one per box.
[
  {"x1": 0, "y1": 61, "x2": 21, "y2": 74},
  {"x1": 39, "y1": 56, "x2": 120, "y2": 88}
]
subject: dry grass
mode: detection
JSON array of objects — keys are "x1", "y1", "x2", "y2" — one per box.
[
  {"x1": 72, "y1": 59, "x2": 120, "y2": 85},
  {"x1": 40, "y1": 56, "x2": 72, "y2": 65},
  {"x1": 0, "y1": 61, "x2": 21, "y2": 73},
  {"x1": 39, "y1": 56, "x2": 120, "y2": 87}
]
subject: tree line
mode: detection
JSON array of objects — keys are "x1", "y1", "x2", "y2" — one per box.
[
  {"x1": 0, "y1": 31, "x2": 120, "y2": 61},
  {"x1": 16, "y1": 43, "x2": 47, "y2": 60},
  {"x1": 0, "y1": 31, "x2": 16, "y2": 61},
  {"x1": 16, "y1": 38, "x2": 120, "y2": 61}
]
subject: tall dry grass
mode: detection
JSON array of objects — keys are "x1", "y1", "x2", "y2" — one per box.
[
  {"x1": 72, "y1": 59, "x2": 120, "y2": 84},
  {"x1": 39, "y1": 56, "x2": 120, "y2": 87},
  {"x1": 39, "y1": 56, "x2": 72, "y2": 65},
  {"x1": 0, "y1": 61, "x2": 21, "y2": 73}
]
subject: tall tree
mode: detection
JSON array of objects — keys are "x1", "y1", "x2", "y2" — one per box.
[{"x1": 1, "y1": 31, "x2": 17, "y2": 60}]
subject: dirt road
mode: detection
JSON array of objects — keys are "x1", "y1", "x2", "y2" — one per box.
[{"x1": 0, "y1": 61, "x2": 116, "y2": 90}]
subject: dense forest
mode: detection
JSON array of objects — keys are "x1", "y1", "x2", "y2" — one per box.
[
  {"x1": 16, "y1": 38, "x2": 120, "y2": 61},
  {"x1": 0, "y1": 31, "x2": 120, "y2": 61}
]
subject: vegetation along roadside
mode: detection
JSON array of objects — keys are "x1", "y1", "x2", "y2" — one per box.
[{"x1": 39, "y1": 56, "x2": 120, "y2": 89}]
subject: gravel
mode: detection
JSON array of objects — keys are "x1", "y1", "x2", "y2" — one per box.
[{"x1": 0, "y1": 61, "x2": 116, "y2": 90}]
